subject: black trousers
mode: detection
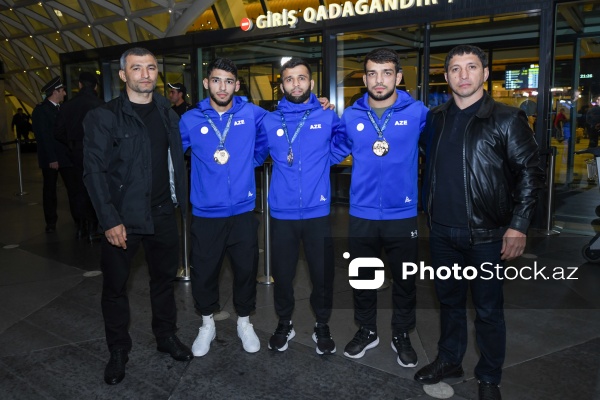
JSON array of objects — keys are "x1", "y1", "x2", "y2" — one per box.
[
  {"x1": 271, "y1": 216, "x2": 334, "y2": 323},
  {"x1": 190, "y1": 211, "x2": 259, "y2": 317},
  {"x1": 348, "y1": 216, "x2": 418, "y2": 333},
  {"x1": 41, "y1": 167, "x2": 78, "y2": 226},
  {"x1": 100, "y1": 206, "x2": 179, "y2": 352}
]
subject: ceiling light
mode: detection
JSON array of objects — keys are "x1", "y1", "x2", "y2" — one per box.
[{"x1": 54, "y1": 10, "x2": 63, "y2": 17}]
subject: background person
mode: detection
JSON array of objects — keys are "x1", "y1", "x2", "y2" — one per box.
[
  {"x1": 32, "y1": 77, "x2": 78, "y2": 233},
  {"x1": 12, "y1": 107, "x2": 31, "y2": 143},
  {"x1": 167, "y1": 82, "x2": 193, "y2": 117},
  {"x1": 55, "y1": 71, "x2": 104, "y2": 240}
]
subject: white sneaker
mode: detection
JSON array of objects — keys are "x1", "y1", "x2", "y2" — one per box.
[
  {"x1": 192, "y1": 324, "x2": 216, "y2": 357},
  {"x1": 237, "y1": 321, "x2": 260, "y2": 353}
]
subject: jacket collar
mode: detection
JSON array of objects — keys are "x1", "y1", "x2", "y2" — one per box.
[
  {"x1": 433, "y1": 90, "x2": 494, "y2": 118},
  {"x1": 120, "y1": 90, "x2": 170, "y2": 116}
]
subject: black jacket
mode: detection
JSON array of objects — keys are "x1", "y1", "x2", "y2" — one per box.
[
  {"x1": 55, "y1": 86, "x2": 104, "y2": 167},
  {"x1": 82, "y1": 91, "x2": 187, "y2": 234},
  {"x1": 421, "y1": 92, "x2": 544, "y2": 242},
  {"x1": 32, "y1": 98, "x2": 72, "y2": 168}
]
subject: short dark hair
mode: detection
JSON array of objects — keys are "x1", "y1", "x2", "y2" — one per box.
[
  {"x1": 280, "y1": 58, "x2": 312, "y2": 81},
  {"x1": 206, "y1": 58, "x2": 238, "y2": 79},
  {"x1": 79, "y1": 71, "x2": 97, "y2": 89},
  {"x1": 120, "y1": 47, "x2": 156, "y2": 70},
  {"x1": 444, "y1": 45, "x2": 489, "y2": 72},
  {"x1": 364, "y1": 48, "x2": 401, "y2": 74}
]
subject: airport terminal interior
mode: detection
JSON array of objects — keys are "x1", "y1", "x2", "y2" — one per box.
[
  {"x1": 0, "y1": 139, "x2": 599, "y2": 400},
  {"x1": 1, "y1": 0, "x2": 600, "y2": 399}
]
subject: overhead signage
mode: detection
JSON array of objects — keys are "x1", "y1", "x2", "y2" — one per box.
[{"x1": 240, "y1": 0, "x2": 452, "y2": 30}]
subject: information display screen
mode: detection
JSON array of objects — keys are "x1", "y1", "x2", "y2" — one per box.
[{"x1": 505, "y1": 64, "x2": 539, "y2": 89}]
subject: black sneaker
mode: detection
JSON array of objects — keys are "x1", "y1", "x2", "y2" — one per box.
[
  {"x1": 268, "y1": 320, "x2": 295, "y2": 351},
  {"x1": 391, "y1": 332, "x2": 418, "y2": 367},
  {"x1": 479, "y1": 381, "x2": 502, "y2": 400},
  {"x1": 343, "y1": 327, "x2": 379, "y2": 359},
  {"x1": 312, "y1": 323, "x2": 336, "y2": 355}
]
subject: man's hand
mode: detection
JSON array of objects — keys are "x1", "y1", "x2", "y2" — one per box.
[
  {"x1": 501, "y1": 228, "x2": 526, "y2": 260},
  {"x1": 318, "y1": 97, "x2": 335, "y2": 111},
  {"x1": 105, "y1": 224, "x2": 127, "y2": 249},
  {"x1": 49, "y1": 161, "x2": 59, "y2": 170}
]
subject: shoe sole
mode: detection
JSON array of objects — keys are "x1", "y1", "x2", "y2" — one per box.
[
  {"x1": 415, "y1": 369, "x2": 464, "y2": 385},
  {"x1": 343, "y1": 336, "x2": 379, "y2": 359},
  {"x1": 311, "y1": 332, "x2": 336, "y2": 355},
  {"x1": 391, "y1": 341, "x2": 418, "y2": 368},
  {"x1": 268, "y1": 329, "x2": 295, "y2": 352},
  {"x1": 192, "y1": 330, "x2": 216, "y2": 357}
]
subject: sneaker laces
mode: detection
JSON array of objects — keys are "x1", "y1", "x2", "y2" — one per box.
[
  {"x1": 314, "y1": 323, "x2": 331, "y2": 339},
  {"x1": 395, "y1": 333, "x2": 412, "y2": 351},
  {"x1": 350, "y1": 328, "x2": 374, "y2": 345},
  {"x1": 274, "y1": 321, "x2": 292, "y2": 336}
]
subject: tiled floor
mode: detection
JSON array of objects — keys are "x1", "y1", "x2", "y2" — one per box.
[{"x1": 0, "y1": 145, "x2": 599, "y2": 399}]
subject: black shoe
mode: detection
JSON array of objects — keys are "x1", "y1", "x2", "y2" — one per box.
[
  {"x1": 45, "y1": 224, "x2": 56, "y2": 233},
  {"x1": 414, "y1": 357, "x2": 464, "y2": 384},
  {"x1": 157, "y1": 335, "x2": 194, "y2": 361},
  {"x1": 268, "y1": 320, "x2": 295, "y2": 351},
  {"x1": 343, "y1": 327, "x2": 379, "y2": 359},
  {"x1": 391, "y1": 332, "x2": 418, "y2": 367},
  {"x1": 479, "y1": 381, "x2": 502, "y2": 400},
  {"x1": 312, "y1": 323, "x2": 336, "y2": 355},
  {"x1": 104, "y1": 349, "x2": 129, "y2": 385}
]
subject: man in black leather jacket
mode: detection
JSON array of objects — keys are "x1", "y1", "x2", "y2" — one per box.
[
  {"x1": 415, "y1": 45, "x2": 544, "y2": 400},
  {"x1": 83, "y1": 47, "x2": 192, "y2": 386}
]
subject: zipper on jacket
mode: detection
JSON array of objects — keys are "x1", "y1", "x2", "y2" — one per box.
[{"x1": 462, "y1": 116, "x2": 475, "y2": 246}]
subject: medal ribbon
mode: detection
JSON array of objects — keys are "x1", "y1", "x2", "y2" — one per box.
[
  {"x1": 280, "y1": 109, "x2": 311, "y2": 152},
  {"x1": 366, "y1": 110, "x2": 393, "y2": 140},
  {"x1": 204, "y1": 113, "x2": 234, "y2": 149}
]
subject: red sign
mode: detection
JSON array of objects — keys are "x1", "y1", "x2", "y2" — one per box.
[{"x1": 240, "y1": 18, "x2": 253, "y2": 31}]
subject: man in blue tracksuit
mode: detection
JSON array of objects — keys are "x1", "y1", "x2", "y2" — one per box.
[
  {"x1": 255, "y1": 58, "x2": 341, "y2": 355},
  {"x1": 331, "y1": 48, "x2": 428, "y2": 367},
  {"x1": 179, "y1": 58, "x2": 267, "y2": 357}
]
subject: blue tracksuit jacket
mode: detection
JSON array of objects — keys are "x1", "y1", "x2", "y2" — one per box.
[
  {"x1": 180, "y1": 96, "x2": 267, "y2": 218},
  {"x1": 331, "y1": 90, "x2": 428, "y2": 220}
]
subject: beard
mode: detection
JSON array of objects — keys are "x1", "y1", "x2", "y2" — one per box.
[
  {"x1": 128, "y1": 81, "x2": 155, "y2": 94},
  {"x1": 284, "y1": 89, "x2": 311, "y2": 104},
  {"x1": 367, "y1": 86, "x2": 395, "y2": 102},
  {"x1": 209, "y1": 91, "x2": 233, "y2": 107}
]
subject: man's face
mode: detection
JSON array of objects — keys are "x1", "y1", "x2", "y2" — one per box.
[
  {"x1": 54, "y1": 87, "x2": 66, "y2": 103},
  {"x1": 444, "y1": 53, "x2": 489, "y2": 100},
  {"x1": 203, "y1": 69, "x2": 239, "y2": 108},
  {"x1": 118, "y1": 54, "x2": 158, "y2": 94},
  {"x1": 280, "y1": 65, "x2": 314, "y2": 104},
  {"x1": 363, "y1": 60, "x2": 402, "y2": 102},
  {"x1": 168, "y1": 88, "x2": 183, "y2": 105}
]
